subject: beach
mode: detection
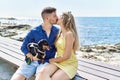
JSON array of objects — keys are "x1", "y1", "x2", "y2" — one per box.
[{"x1": 0, "y1": 17, "x2": 120, "y2": 79}]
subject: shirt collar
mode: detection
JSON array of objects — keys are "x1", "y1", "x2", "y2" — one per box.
[{"x1": 39, "y1": 24, "x2": 55, "y2": 32}]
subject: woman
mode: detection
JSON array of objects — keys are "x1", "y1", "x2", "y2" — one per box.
[{"x1": 37, "y1": 12, "x2": 79, "y2": 80}]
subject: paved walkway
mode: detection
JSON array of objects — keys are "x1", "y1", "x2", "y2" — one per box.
[{"x1": 0, "y1": 58, "x2": 17, "y2": 80}]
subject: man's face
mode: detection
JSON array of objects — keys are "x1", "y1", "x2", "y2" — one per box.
[{"x1": 47, "y1": 12, "x2": 58, "y2": 24}]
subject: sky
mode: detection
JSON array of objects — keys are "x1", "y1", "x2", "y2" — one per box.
[{"x1": 0, "y1": 0, "x2": 120, "y2": 18}]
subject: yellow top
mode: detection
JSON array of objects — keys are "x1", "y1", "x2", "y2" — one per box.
[{"x1": 54, "y1": 36, "x2": 78, "y2": 79}]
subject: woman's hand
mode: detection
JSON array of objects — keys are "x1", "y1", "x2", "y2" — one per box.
[{"x1": 49, "y1": 58, "x2": 55, "y2": 63}]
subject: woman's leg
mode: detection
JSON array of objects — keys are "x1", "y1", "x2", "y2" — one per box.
[
  {"x1": 51, "y1": 69, "x2": 70, "y2": 80},
  {"x1": 35, "y1": 64, "x2": 58, "y2": 80}
]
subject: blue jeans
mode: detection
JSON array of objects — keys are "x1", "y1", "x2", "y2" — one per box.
[{"x1": 15, "y1": 61, "x2": 49, "y2": 78}]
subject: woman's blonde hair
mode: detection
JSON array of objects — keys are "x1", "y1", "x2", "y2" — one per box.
[{"x1": 62, "y1": 12, "x2": 79, "y2": 51}]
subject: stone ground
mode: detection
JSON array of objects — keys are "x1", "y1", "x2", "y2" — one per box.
[{"x1": 0, "y1": 58, "x2": 17, "y2": 80}]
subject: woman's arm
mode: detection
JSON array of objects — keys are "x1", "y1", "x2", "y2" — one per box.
[{"x1": 49, "y1": 32, "x2": 74, "y2": 63}]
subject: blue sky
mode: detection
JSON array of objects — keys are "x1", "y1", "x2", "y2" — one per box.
[{"x1": 0, "y1": 0, "x2": 120, "y2": 18}]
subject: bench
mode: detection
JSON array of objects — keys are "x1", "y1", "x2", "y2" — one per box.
[{"x1": 0, "y1": 36, "x2": 120, "y2": 80}]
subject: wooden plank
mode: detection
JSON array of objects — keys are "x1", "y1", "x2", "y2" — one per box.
[
  {"x1": 0, "y1": 39, "x2": 21, "y2": 50},
  {"x1": 77, "y1": 71, "x2": 107, "y2": 80},
  {"x1": 0, "y1": 51, "x2": 23, "y2": 66},
  {"x1": 78, "y1": 60, "x2": 120, "y2": 77},
  {"x1": 78, "y1": 58, "x2": 120, "y2": 72},
  {"x1": 0, "y1": 36, "x2": 22, "y2": 46},
  {"x1": 78, "y1": 65, "x2": 120, "y2": 80},
  {"x1": 0, "y1": 46, "x2": 24, "y2": 61},
  {"x1": 0, "y1": 42, "x2": 23, "y2": 55},
  {"x1": 0, "y1": 36, "x2": 22, "y2": 45}
]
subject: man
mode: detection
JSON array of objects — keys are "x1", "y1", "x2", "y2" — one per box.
[{"x1": 11, "y1": 7, "x2": 59, "y2": 80}]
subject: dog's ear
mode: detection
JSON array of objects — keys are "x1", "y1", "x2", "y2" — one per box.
[
  {"x1": 38, "y1": 39, "x2": 49, "y2": 50},
  {"x1": 38, "y1": 40, "x2": 43, "y2": 49},
  {"x1": 33, "y1": 43, "x2": 39, "y2": 47},
  {"x1": 43, "y1": 40, "x2": 49, "y2": 45},
  {"x1": 27, "y1": 43, "x2": 38, "y2": 51},
  {"x1": 27, "y1": 43, "x2": 31, "y2": 51},
  {"x1": 41, "y1": 39, "x2": 49, "y2": 45}
]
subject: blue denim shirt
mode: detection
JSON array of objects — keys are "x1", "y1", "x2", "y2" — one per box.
[{"x1": 21, "y1": 25, "x2": 59, "y2": 63}]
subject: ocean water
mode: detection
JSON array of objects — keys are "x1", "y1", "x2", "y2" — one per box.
[
  {"x1": 75, "y1": 17, "x2": 120, "y2": 45},
  {"x1": 1, "y1": 17, "x2": 120, "y2": 45}
]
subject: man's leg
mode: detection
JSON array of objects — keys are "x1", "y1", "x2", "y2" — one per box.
[
  {"x1": 11, "y1": 61, "x2": 37, "y2": 80},
  {"x1": 11, "y1": 73, "x2": 26, "y2": 80}
]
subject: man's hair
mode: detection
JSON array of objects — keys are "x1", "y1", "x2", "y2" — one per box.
[{"x1": 41, "y1": 7, "x2": 56, "y2": 19}]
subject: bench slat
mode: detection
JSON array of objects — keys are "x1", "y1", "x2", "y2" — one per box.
[
  {"x1": 78, "y1": 58, "x2": 120, "y2": 72},
  {"x1": 77, "y1": 71, "x2": 107, "y2": 80},
  {"x1": 0, "y1": 39, "x2": 21, "y2": 49},
  {"x1": 0, "y1": 51, "x2": 23, "y2": 66},
  {"x1": 0, "y1": 36, "x2": 22, "y2": 46},
  {"x1": 0, "y1": 46, "x2": 24, "y2": 61},
  {"x1": 78, "y1": 65, "x2": 120, "y2": 80},
  {"x1": 78, "y1": 60, "x2": 120, "y2": 77},
  {"x1": 0, "y1": 42, "x2": 23, "y2": 55}
]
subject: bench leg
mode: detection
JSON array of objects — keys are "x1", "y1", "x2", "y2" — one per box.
[{"x1": 72, "y1": 73, "x2": 87, "y2": 80}]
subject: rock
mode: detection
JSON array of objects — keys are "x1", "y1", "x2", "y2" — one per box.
[
  {"x1": 80, "y1": 46, "x2": 93, "y2": 52},
  {"x1": 95, "y1": 56, "x2": 106, "y2": 61},
  {"x1": 6, "y1": 24, "x2": 31, "y2": 29},
  {"x1": 115, "y1": 43, "x2": 120, "y2": 50},
  {"x1": 0, "y1": 24, "x2": 31, "y2": 40},
  {"x1": 92, "y1": 49, "x2": 106, "y2": 53},
  {"x1": 11, "y1": 31, "x2": 28, "y2": 41},
  {"x1": 94, "y1": 45, "x2": 106, "y2": 50},
  {"x1": 0, "y1": 31, "x2": 18, "y2": 37},
  {"x1": 107, "y1": 48, "x2": 117, "y2": 52}
]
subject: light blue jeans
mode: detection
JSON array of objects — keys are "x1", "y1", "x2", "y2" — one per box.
[{"x1": 15, "y1": 61, "x2": 49, "y2": 78}]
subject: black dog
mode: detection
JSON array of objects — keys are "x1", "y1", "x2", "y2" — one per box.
[{"x1": 25, "y1": 39, "x2": 50, "y2": 64}]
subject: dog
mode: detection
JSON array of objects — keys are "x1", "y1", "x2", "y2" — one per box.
[{"x1": 25, "y1": 39, "x2": 50, "y2": 64}]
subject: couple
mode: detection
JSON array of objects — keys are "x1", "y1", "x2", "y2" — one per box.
[{"x1": 11, "y1": 7, "x2": 79, "y2": 80}]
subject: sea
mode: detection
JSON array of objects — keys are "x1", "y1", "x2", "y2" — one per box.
[{"x1": 1, "y1": 17, "x2": 120, "y2": 46}]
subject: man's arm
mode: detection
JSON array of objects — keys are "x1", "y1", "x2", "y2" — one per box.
[
  {"x1": 21, "y1": 30, "x2": 34, "y2": 55},
  {"x1": 21, "y1": 30, "x2": 40, "y2": 61}
]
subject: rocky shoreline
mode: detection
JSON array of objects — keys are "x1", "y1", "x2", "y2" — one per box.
[
  {"x1": 78, "y1": 43, "x2": 120, "y2": 66},
  {"x1": 0, "y1": 25, "x2": 120, "y2": 67},
  {"x1": 0, "y1": 24, "x2": 31, "y2": 41}
]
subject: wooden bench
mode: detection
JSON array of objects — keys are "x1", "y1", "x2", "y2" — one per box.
[{"x1": 0, "y1": 36, "x2": 120, "y2": 80}]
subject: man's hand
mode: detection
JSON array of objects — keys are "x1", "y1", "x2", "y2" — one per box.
[
  {"x1": 26, "y1": 53, "x2": 33, "y2": 61},
  {"x1": 33, "y1": 53, "x2": 40, "y2": 61}
]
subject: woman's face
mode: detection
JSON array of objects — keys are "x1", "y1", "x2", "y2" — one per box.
[{"x1": 57, "y1": 15, "x2": 63, "y2": 25}]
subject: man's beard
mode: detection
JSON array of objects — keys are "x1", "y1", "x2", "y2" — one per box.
[{"x1": 50, "y1": 19, "x2": 58, "y2": 24}]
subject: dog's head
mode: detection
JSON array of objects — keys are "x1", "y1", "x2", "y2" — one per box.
[
  {"x1": 27, "y1": 43, "x2": 38, "y2": 56},
  {"x1": 38, "y1": 39, "x2": 50, "y2": 51}
]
